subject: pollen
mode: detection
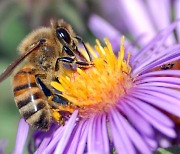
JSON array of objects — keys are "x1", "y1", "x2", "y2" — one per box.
[{"x1": 51, "y1": 37, "x2": 133, "y2": 118}]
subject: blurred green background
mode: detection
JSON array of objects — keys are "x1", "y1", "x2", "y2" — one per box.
[{"x1": 0, "y1": 0, "x2": 102, "y2": 153}]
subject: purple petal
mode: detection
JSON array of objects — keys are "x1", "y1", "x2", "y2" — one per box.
[
  {"x1": 43, "y1": 126, "x2": 64, "y2": 153},
  {"x1": 76, "y1": 121, "x2": 89, "y2": 154},
  {"x1": 0, "y1": 139, "x2": 8, "y2": 154},
  {"x1": 128, "y1": 90, "x2": 180, "y2": 117},
  {"x1": 87, "y1": 115, "x2": 96, "y2": 152},
  {"x1": 54, "y1": 110, "x2": 78, "y2": 154},
  {"x1": 87, "y1": 114, "x2": 108, "y2": 154},
  {"x1": 35, "y1": 124, "x2": 58, "y2": 154},
  {"x1": 131, "y1": 20, "x2": 179, "y2": 66},
  {"x1": 108, "y1": 114, "x2": 127, "y2": 154},
  {"x1": 136, "y1": 70, "x2": 180, "y2": 80},
  {"x1": 110, "y1": 108, "x2": 136, "y2": 154},
  {"x1": 64, "y1": 120, "x2": 85, "y2": 153},
  {"x1": 132, "y1": 45, "x2": 180, "y2": 75},
  {"x1": 146, "y1": 0, "x2": 175, "y2": 45},
  {"x1": 117, "y1": 102, "x2": 155, "y2": 137},
  {"x1": 175, "y1": 0, "x2": 180, "y2": 41},
  {"x1": 143, "y1": 136, "x2": 158, "y2": 150},
  {"x1": 135, "y1": 86, "x2": 180, "y2": 101},
  {"x1": 35, "y1": 137, "x2": 52, "y2": 154},
  {"x1": 88, "y1": 14, "x2": 121, "y2": 51},
  {"x1": 117, "y1": 0, "x2": 156, "y2": 46},
  {"x1": 126, "y1": 95, "x2": 174, "y2": 127},
  {"x1": 125, "y1": 99, "x2": 176, "y2": 138},
  {"x1": 13, "y1": 118, "x2": 29, "y2": 154},
  {"x1": 111, "y1": 106, "x2": 152, "y2": 154},
  {"x1": 136, "y1": 82, "x2": 180, "y2": 89},
  {"x1": 102, "y1": 115, "x2": 110, "y2": 153},
  {"x1": 135, "y1": 77, "x2": 180, "y2": 86}
]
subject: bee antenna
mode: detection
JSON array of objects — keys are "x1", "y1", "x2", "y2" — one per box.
[{"x1": 0, "y1": 39, "x2": 46, "y2": 83}]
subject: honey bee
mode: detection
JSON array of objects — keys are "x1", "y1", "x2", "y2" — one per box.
[{"x1": 0, "y1": 19, "x2": 92, "y2": 131}]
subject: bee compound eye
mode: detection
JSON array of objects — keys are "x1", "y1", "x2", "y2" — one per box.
[{"x1": 56, "y1": 28, "x2": 71, "y2": 44}]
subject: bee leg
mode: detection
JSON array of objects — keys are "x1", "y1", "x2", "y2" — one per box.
[
  {"x1": 75, "y1": 61, "x2": 94, "y2": 68},
  {"x1": 55, "y1": 57, "x2": 75, "y2": 71},
  {"x1": 49, "y1": 94, "x2": 69, "y2": 126},
  {"x1": 63, "y1": 45, "x2": 76, "y2": 58},
  {"x1": 51, "y1": 94, "x2": 68, "y2": 105},
  {"x1": 52, "y1": 109, "x2": 65, "y2": 125},
  {"x1": 35, "y1": 75, "x2": 52, "y2": 97},
  {"x1": 35, "y1": 75, "x2": 68, "y2": 125},
  {"x1": 75, "y1": 36, "x2": 92, "y2": 61},
  {"x1": 35, "y1": 75, "x2": 69, "y2": 106},
  {"x1": 56, "y1": 56, "x2": 93, "y2": 69}
]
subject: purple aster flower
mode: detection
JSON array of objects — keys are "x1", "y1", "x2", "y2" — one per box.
[{"x1": 13, "y1": 19, "x2": 180, "y2": 154}]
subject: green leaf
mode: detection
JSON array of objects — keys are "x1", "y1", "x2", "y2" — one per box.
[{"x1": 155, "y1": 147, "x2": 180, "y2": 154}]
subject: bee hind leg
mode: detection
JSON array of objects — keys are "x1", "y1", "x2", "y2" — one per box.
[
  {"x1": 35, "y1": 75, "x2": 69, "y2": 125},
  {"x1": 35, "y1": 75, "x2": 52, "y2": 97},
  {"x1": 50, "y1": 94, "x2": 70, "y2": 126}
]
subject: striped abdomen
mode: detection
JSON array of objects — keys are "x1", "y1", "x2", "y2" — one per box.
[{"x1": 13, "y1": 67, "x2": 52, "y2": 131}]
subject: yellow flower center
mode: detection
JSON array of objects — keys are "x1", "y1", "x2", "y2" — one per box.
[{"x1": 51, "y1": 37, "x2": 133, "y2": 119}]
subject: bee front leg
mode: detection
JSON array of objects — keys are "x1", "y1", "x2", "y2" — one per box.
[{"x1": 55, "y1": 45, "x2": 93, "y2": 71}]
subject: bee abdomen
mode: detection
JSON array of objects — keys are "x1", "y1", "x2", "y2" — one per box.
[
  {"x1": 21, "y1": 99, "x2": 51, "y2": 130},
  {"x1": 13, "y1": 68, "x2": 52, "y2": 130},
  {"x1": 17, "y1": 92, "x2": 51, "y2": 130}
]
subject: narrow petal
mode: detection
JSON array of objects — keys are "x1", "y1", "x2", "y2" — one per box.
[
  {"x1": 126, "y1": 99, "x2": 176, "y2": 138},
  {"x1": 117, "y1": 0, "x2": 156, "y2": 46},
  {"x1": 76, "y1": 121, "x2": 89, "y2": 154},
  {"x1": 113, "y1": 106, "x2": 152, "y2": 154},
  {"x1": 110, "y1": 108, "x2": 136, "y2": 154},
  {"x1": 125, "y1": 96, "x2": 174, "y2": 127},
  {"x1": 0, "y1": 139, "x2": 8, "y2": 154},
  {"x1": 136, "y1": 70, "x2": 180, "y2": 80},
  {"x1": 143, "y1": 136, "x2": 158, "y2": 150},
  {"x1": 102, "y1": 115, "x2": 110, "y2": 153},
  {"x1": 146, "y1": 0, "x2": 175, "y2": 44},
  {"x1": 87, "y1": 114, "x2": 108, "y2": 154},
  {"x1": 118, "y1": 102, "x2": 155, "y2": 137},
  {"x1": 133, "y1": 45, "x2": 180, "y2": 75},
  {"x1": 54, "y1": 110, "x2": 78, "y2": 154},
  {"x1": 43, "y1": 127, "x2": 64, "y2": 153},
  {"x1": 129, "y1": 91, "x2": 180, "y2": 118},
  {"x1": 88, "y1": 14, "x2": 121, "y2": 50},
  {"x1": 108, "y1": 114, "x2": 127, "y2": 154},
  {"x1": 135, "y1": 77, "x2": 180, "y2": 86},
  {"x1": 87, "y1": 115, "x2": 96, "y2": 152},
  {"x1": 136, "y1": 86, "x2": 180, "y2": 101},
  {"x1": 13, "y1": 119, "x2": 29, "y2": 154},
  {"x1": 64, "y1": 120, "x2": 85, "y2": 153},
  {"x1": 174, "y1": 0, "x2": 180, "y2": 41},
  {"x1": 136, "y1": 82, "x2": 180, "y2": 89},
  {"x1": 35, "y1": 124, "x2": 58, "y2": 154},
  {"x1": 131, "y1": 20, "x2": 179, "y2": 66}
]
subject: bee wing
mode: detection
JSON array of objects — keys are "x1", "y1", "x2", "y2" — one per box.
[{"x1": 0, "y1": 39, "x2": 46, "y2": 83}]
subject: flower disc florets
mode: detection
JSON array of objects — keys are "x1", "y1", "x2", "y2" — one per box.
[{"x1": 52, "y1": 37, "x2": 133, "y2": 118}]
